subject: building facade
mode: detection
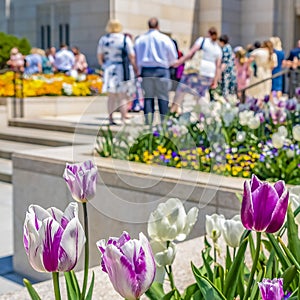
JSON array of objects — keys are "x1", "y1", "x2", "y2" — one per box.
[{"x1": 0, "y1": 0, "x2": 299, "y2": 67}]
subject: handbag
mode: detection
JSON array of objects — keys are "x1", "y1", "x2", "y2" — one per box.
[
  {"x1": 122, "y1": 35, "x2": 130, "y2": 81},
  {"x1": 183, "y1": 38, "x2": 206, "y2": 75}
]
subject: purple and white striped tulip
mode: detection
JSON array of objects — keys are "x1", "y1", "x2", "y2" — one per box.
[
  {"x1": 97, "y1": 232, "x2": 156, "y2": 300},
  {"x1": 241, "y1": 175, "x2": 289, "y2": 233},
  {"x1": 63, "y1": 160, "x2": 98, "y2": 203},
  {"x1": 23, "y1": 202, "x2": 85, "y2": 272},
  {"x1": 258, "y1": 278, "x2": 284, "y2": 300}
]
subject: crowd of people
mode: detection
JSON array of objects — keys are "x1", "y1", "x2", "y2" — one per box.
[
  {"x1": 6, "y1": 44, "x2": 88, "y2": 77},
  {"x1": 5, "y1": 16, "x2": 300, "y2": 125},
  {"x1": 97, "y1": 17, "x2": 300, "y2": 125}
]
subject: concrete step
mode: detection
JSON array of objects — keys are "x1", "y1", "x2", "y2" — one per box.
[
  {"x1": 8, "y1": 117, "x2": 134, "y2": 137},
  {"x1": 0, "y1": 159, "x2": 12, "y2": 183},
  {"x1": 0, "y1": 126, "x2": 93, "y2": 147},
  {"x1": 8, "y1": 118, "x2": 99, "y2": 135},
  {"x1": 0, "y1": 140, "x2": 51, "y2": 159}
]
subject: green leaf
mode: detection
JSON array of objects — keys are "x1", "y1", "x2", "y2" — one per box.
[
  {"x1": 278, "y1": 237, "x2": 300, "y2": 271},
  {"x1": 235, "y1": 192, "x2": 243, "y2": 203},
  {"x1": 249, "y1": 266, "x2": 265, "y2": 300},
  {"x1": 64, "y1": 271, "x2": 81, "y2": 300},
  {"x1": 287, "y1": 205, "x2": 300, "y2": 262},
  {"x1": 223, "y1": 237, "x2": 248, "y2": 299},
  {"x1": 265, "y1": 249, "x2": 276, "y2": 279},
  {"x1": 201, "y1": 251, "x2": 213, "y2": 282},
  {"x1": 282, "y1": 265, "x2": 297, "y2": 291},
  {"x1": 183, "y1": 283, "x2": 200, "y2": 300},
  {"x1": 266, "y1": 233, "x2": 290, "y2": 270},
  {"x1": 85, "y1": 271, "x2": 95, "y2": 300},
  {"x1": 160, "y1": 289, "x2": 180, "y2": 300},
  {"x1": 191, "y1": 262, "x2": 226, "y2": 300},
  {"x1": 23, "y1": 278, "x2": 41, "y2": 300},
  {"x1": 145, "y1": 282, "x2": 165, "y2": 300},
  {"x1": 225, "y1": 246, "x2": 232, "y2": 272}
]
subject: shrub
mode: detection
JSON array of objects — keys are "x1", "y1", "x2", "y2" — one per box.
[{"x1": 0, "y1": 32, "x2": 31, "y2": 69}]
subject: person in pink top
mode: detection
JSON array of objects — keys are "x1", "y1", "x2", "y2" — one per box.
[
  {"x1": 7, "y1": 47, "x2": 24, "y2": 72},
  {"x1": 72, "y1": 46, "x2": 88, "y2": 74},
  {"x1": 234, "y1": 48, "x2": 250, "y2": 100}
]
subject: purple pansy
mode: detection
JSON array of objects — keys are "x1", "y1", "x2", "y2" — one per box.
[
  {"x1": 97, "y1": 231, "x2": 156, "y2": 300},
  {"x1": 241, "y1": 175, "x2": 289, "y2": 233},
  {"x1": 23, "y1": 202, "x2": 85, "y2": 272},
  {"x1": 63, "y1": 160, "x2": 98, "y2": 203}
]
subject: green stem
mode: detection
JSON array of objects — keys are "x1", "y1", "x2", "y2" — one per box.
[
  {"x1": 52, "y1": 272, "x2": 61, "y2": 300},
  {"x1": 80, "y1": 202, "x2": 89, "y2": 300},
  {"x1": 233, "y1": 247, "x2": 236, "y2": 260},
  {"x1": 243, "y1": 232, "x2": 261, "y2": 300}
]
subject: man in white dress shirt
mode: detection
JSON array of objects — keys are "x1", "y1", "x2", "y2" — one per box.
[
  {"x1": 54, "y1": 44, "x2": 75, "y2": 74},
  {"x1": 134, "y1": 17, "x2": 177, "y2": 124}
]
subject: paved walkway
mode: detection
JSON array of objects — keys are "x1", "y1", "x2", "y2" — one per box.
[{"x1": 0, "y1": 182, "x2": 24, "y2": 295}]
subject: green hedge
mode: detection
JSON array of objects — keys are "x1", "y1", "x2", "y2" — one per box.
[{"x1": 0, "y1": 32, "x2": 31, "y2": 69}]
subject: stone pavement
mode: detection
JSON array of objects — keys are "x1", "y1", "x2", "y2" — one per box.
[{"x1": 0, "y1": 182, "x2": 24, "y2": 295}]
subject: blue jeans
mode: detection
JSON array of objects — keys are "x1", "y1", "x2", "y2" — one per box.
[{"x1": 141, "y1": 67, "x2": 170, "y2": 124}]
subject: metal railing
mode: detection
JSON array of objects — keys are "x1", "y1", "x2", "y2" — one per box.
[{"x1": 239, "y1": 68, "x2": 300, "y2": 102}]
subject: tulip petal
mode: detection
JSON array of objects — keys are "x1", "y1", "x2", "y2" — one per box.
[
  {"x1": 30, "y1": 205, "x2": 52, "y2": 231},
  {"x1": 265, "y1": 189, "x2": 289, "y2": 233},
  {"x1": 273, "y1": 181, "x2": 285, "y2": 197},
  {"x1": 177, "y1": 207, "x2": 198, "y2": 241},
  {"x1": 139, "y1": 233, "x2": 156, "y2": 294},
  {"x1": 48, "y1": 207, "x2": 64, "y2": 225},
  {"x1": 252, "y1": 184, "x2": 280, "y2": 231},
  {"x1": 251, "y1": 174, "x2": 262, "y2": 192},
  {"x1": 40, "y1": 218, "x2": 64, "y2": 272},
  {"x1": 103, "y1": 244, "x2": 138, "y2": 300},
  {"x1": 58, "y1": 218, "x2": 86, "y2": 271},
  {"x1": 26, "y1": 218, "x2": 46, "y2": 272},
  {"x1": 241, "y1": 180, "x2": 254, "y2": 230},
  {"x1": 163, "y1": 198, "x2": 186, "y2": 232}
]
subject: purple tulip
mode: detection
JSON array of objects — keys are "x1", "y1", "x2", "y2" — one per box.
[
  {"x1": 258, "y1": 278, "x2": 284, "y2": 300},
  {"x1": 63, "y1": 160, "x2": 98, "y2": 202},
  {"x1": 23, "y1": 202, "x2": 86, "y2": 272},
  {"x1": 241, "y1": 175, "x2": 289, "y2": 233},
  {"x1": 97, "y1": 231, "x2": 156, "y2": 300}
]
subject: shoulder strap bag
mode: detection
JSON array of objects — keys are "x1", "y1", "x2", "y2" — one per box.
[
  {"x1": 183, "y1": 38, "x2": 206, "y2": 75},
  {"x1": 122, "y1": 35, "x2": 130, "y2": 81}
]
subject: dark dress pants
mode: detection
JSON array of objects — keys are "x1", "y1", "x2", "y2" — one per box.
[{"x1": 141, "y1": 67, "x2": 170, "y2": 124}]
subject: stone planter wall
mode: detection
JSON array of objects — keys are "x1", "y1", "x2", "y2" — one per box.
[
  {"x1": 12, "y1": 145, "x2": 244, "y2": 281},
  {"x1": 7, "y1": 96, "x2": 107, "y2": 119}
]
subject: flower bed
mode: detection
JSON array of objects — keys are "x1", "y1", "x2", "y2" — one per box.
[
  {"x1": 96, "y1": 95, "x2": 300, "y2": 184},
  {"x1": 0, "y1": 72, "x2": 103, "y2": 97},
  {"x1": 20, "y1": 158, "x2": 300, "y2": 300}
]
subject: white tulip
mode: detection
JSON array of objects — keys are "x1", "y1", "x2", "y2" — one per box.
[
  {"x1": 222, "y1": 215, "x2": 245, "y2": 248},
  {"x1": 248, "y1": 115, "x2": 260, "y2": 129},
  {"x1": 148, "y1": 198, "x2": 199, "y2": 242},
  {"x1": 236, "y1": 131, "x2": 246, "y2": 143},
  {"x1": 150, "y1": 240, "x2": 176, "y2": 267},
  {"x1": 292, "y1": 125, "x2": 300, "y2": 141},
  {"x1": 239, "y1": 110, "x2": 253, "y2": 126},
  {"x1": 289, "y1": 186, "x2": 300, "y2": 225},
  {"x1": 278, "y1": 126, "x2": 288, "y2": 138},
  {"x1": 205, "y1": 214, "x2": 225, "y2": 242},
  {"x1": 272, "y1": 133, "x2": 285, "y2": 149}
]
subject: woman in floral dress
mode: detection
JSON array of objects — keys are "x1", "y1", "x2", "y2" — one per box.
[
  {"x1": 218, "y1": 34, "x2": 237, "y2": 98},
  {"x1": 97, "y1": 19, "x2": 137, "y2": 125}
]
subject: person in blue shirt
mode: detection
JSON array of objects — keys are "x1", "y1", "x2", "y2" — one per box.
[
  {"x1": 24, "y1": 48, "x2": 42, "y2": 76},
  {"x1": 270, "y1": 37, "x2": 285, "y2": 99}
]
